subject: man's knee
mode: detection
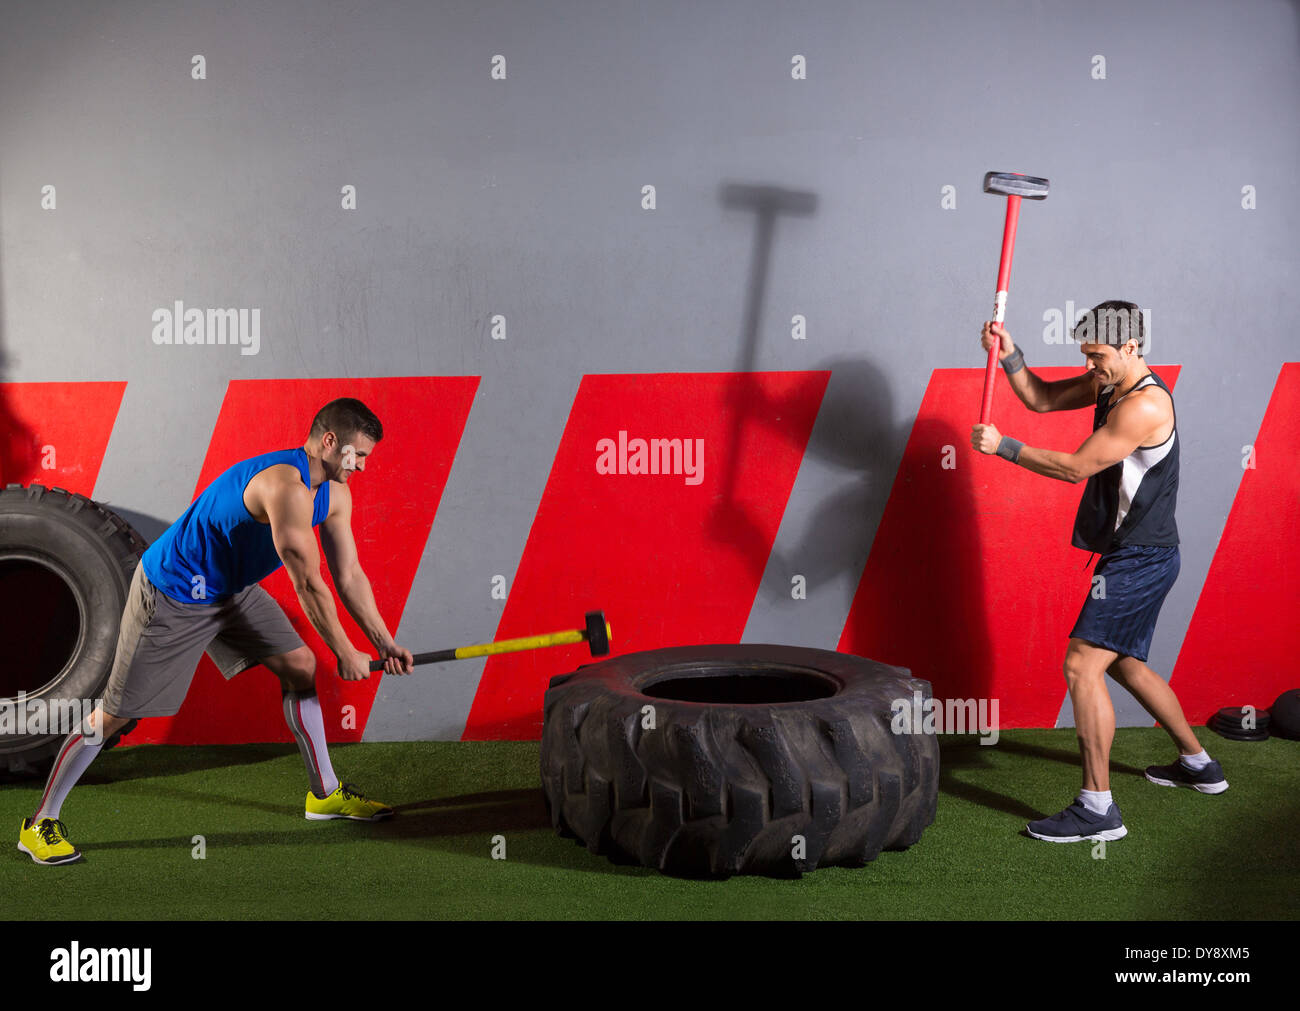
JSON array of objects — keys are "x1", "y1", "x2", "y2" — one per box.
[
  {"x1": 88, "y1": 706, "x2": 130, "y2": 740},
  {"x1": 1062, "y1": 643, "x2": 1106, "y2": 688},
  {"x1": 1062, "y1": 657, "x2": 1086, "y2": 688},
  {"x1": 272, "y1": 647, "x2": 316, "y2": 692}
]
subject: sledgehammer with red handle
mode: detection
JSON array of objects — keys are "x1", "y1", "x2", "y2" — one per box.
[{"x1": 979, "y1": 172, "x2": 1049, "y2": 423}]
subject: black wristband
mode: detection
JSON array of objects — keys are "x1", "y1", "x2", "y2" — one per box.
[
  {"x1": 1001, "y1": 346, "x2": 1025, "y2": 375},
  {"x1": 995, "y1": 436, "x2": 1024, "y2": 463}
]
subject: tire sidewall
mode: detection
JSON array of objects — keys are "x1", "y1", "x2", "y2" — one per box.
[
  {"x1": 0, "y1": 496, "x2": 138, "y2": 756},
  {"x1": 541, "y1": 644, "x2": 939, "y2": 874}
]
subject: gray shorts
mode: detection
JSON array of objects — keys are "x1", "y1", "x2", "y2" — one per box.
[{"x1": 102, "y1": 562, "x2": 305, "y2": 719}]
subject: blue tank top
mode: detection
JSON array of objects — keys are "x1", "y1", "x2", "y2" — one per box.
[{"x1": 142, "y1": 447, "x2": 330, "y2": 604}]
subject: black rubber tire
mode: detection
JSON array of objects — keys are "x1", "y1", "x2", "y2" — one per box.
[
  {"x1": 0, "y1": 484, "x2": 146, "y2": 773},
  {"x1": 540, "y1": 644, "x2": 940, "y2": 876},
  {"x1": 1269, "y1": 690, "x2": 1300, "y2": 740}
]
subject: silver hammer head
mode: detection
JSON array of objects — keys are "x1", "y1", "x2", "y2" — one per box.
[{"x1": 983, "y1": 172, "x2": 1050, "y2": 200}]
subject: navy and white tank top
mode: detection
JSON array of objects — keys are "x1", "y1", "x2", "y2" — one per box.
[{"x1": 1071, "y1": 371, "x2": 1179, "y2": 553}]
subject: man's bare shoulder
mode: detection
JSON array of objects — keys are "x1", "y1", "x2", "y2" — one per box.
[
  {"x1": 1109, "y1": 382, "x2": 1172, "y2": 437},
  {"x1": 1124, "y1": 380, "x2": 1173, "y2": 414},
  {"x1": 244, "y1": 464, "x2": 312, "y2": 523}
]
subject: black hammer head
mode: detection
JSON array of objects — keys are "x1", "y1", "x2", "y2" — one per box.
[
  {"x1": 585, "y1": 611, "x2": 611, "y2": 657},
  {"x1": 983, "y1": 172, "x2": 1050, "y2": 200}
]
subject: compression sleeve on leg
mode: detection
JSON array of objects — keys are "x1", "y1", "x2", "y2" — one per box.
[
  {"x1": 282, "y1": 690, "x2": 339, "y2": 799},
  {"x1": 32, "y1": 728, "x2": 105, "y2": 823}
]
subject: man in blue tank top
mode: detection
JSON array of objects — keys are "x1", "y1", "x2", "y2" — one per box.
[
  {"x1": 19, "y1": 398, "x2": 415, "y2": 865},
  {"x1": 969, "y1": 302, "x2": 1226, "y2": 845}
]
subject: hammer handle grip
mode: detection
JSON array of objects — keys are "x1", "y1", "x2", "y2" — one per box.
[{"x1": 981, "y1": 194, "x2": 1022, "y2": 425}]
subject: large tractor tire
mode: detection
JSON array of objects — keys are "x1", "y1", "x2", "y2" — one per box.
[
  {"x1": 0, "y1": 484, "x2": 146, "y2": 774},
  {"x1": 540, "y1": 644, "x2": 939, "y2": 876}
]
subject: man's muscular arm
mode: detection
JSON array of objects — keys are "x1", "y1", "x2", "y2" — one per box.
[
  {"x1": 263, "y1": 477, "x2": 373, "y2": 680},
  {"x1": 981, "y1": 322, "x2": 1098, "y2": 413},
  {"x1": 971, "y1": 387, "x2": 1167, "y2": 483},
  {"x1": 319, "y1": 482, "x2": 412, "y2": 675}
]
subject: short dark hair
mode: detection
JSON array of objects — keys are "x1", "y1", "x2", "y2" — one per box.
[
  {"x1": 309, "y1": 398, "x2": 383, "y2": 444},
  {"x1": 1072, "y1": 300, "x2": 1146, "y2": 356}
]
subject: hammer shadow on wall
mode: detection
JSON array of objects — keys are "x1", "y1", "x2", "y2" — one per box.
[
  {"x1": 707, "y1": 182, "x2": 823, "y2": 584},
  {"x1": 756, "y1": 355, "x2": 899, "y2": 596},
  {"x1": 711, "y1": 180, "x2": 994, "y2": 712},
  {"x1": 0, "y1": 193, "x2": 41, "y2": 485}
]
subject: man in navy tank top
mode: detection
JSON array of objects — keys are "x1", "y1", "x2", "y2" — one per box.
[
  {"x1": 19, "y1": 398, "x2": 414, "y2": 865},
  {"x1": 970, "y1": 301, "x2": 1227, "y2": 845}
]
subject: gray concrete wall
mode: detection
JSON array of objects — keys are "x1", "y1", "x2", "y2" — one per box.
[{"x1": 1, "y1": 0, "x2": 1295, "y2": 736}]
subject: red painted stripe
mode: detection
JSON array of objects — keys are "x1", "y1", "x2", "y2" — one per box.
[
  {"x1": 1170, "y1": 363, "x2": 1300, "y2": 721},
  {"x1": 131, "y1": 376, "x2": 479, "y2": 746},
  {"x1": 0, "y1": 383, "x2": 126, "y2": 693},
  {"x1": 463, "y1": 371, "x2": 830, "y2": 740},
  {"x1": 838, "y1": 366, "x2": 1181, "y2": 728},
  {"x1": 0, "y1": 381, "x2": 126, "y2": 493}
]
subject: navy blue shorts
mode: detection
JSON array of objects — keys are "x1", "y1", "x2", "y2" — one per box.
[{"x1": 1069, "y1": 544, "x2": 1180, "y2": 662}]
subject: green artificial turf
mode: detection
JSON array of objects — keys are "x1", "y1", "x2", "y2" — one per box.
[{"x1": 1, "y1": 729, "x2": 1294, "y2": 920}]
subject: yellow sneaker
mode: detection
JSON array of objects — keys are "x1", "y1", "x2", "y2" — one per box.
[
  {"x1": 304, "y1": 783, "x2": 394, "y2": 822},
  {"x1": 18, "y1": 817, "x2": 82, "y2": 866}
]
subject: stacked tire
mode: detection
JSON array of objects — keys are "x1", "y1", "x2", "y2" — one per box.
[
  {"x1": 0, "y1": 484, "x2": 145, "y2": 773},
  {"x1": 541, "y1": 644, "x2": 939, "y2": 876}
]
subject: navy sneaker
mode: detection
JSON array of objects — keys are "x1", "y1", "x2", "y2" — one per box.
[
  {"x1": 1026, "y1": 799, "x2": 1127, "y2": 843},
  {"x1": 1145, "y1": 757, "x2": 1228, "y2": 794}
]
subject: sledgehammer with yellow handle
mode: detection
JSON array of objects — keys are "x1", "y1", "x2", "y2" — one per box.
[{"x1": 369, "y1": 611, "x2": 612, "y2": 672}]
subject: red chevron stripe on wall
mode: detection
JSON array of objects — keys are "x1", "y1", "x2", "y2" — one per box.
[
  {"x1": 0, "y1": 381, "x2": 126, "y2": 494},
  {"x1": 0, "y1": 382, "x2": 128, "y2": 698},
  {"x1": 839, "y1": 366, "x2": 1181, "y2": 728},
  {"x1": 1169, "y1": 363, "x2": 1299, "y2": 722},
  {"x1": 462, "y1": 371, "x2": 831, "y2": 740},
  {"x1": 130, "y1": 376, "x2": 479, "y2": 746}
]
